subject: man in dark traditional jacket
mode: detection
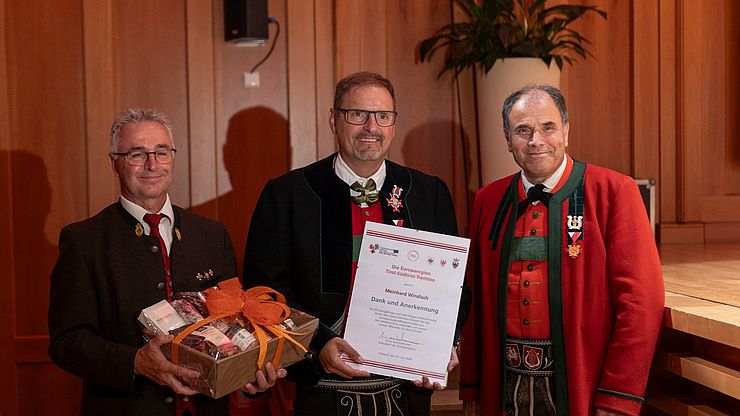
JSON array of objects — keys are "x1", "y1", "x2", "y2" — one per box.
[
  {"x1": 459, "y1": 85, "x2": 664, "y2": 416},
  {"x1": 244, "y1": 72, "x2": 470, "y2": 415},
  {"x1": 48, "y1": 109, "x2": 282, "y2": 416}
]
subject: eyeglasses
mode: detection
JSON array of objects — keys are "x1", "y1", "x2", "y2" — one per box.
[
  {"x1": 111, "y1": 147, "x2": 177, "y2": 166},
  {"x1": 336, "y1": 108, "x2": 397, "y2": 127}
]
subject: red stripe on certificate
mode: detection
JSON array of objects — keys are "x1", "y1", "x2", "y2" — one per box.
[
  {"x1": 366, "y1": 230, "x2": 468, "y2": 253},
  {"x1": 340, "y1": 355, "x2": 446, "y2": 379}
]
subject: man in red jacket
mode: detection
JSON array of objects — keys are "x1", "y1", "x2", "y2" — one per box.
[{"x1": 459, "y1": 85, "x2": 664, "y2": 416}]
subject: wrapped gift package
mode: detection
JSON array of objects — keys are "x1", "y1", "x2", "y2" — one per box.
[{"x1": 138, "y1": 279, "x2": 318, "y2": 399}]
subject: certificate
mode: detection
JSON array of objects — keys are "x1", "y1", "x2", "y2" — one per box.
[{"x1": 342, "y1": 221, "x2": 469, "y2": 386}]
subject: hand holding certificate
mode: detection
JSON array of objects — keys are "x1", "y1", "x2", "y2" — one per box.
[{"x1": 342, "y1": 222, "x2": 470, "y2": 387}]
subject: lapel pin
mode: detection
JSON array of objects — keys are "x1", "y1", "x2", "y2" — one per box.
[{"x1": 386, "y1": 185, "x2": 404, "y2": 213}]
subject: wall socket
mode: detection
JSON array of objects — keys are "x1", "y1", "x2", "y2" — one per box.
[{"x1": 243, "y1": 71, "x2": 260, "y2": 88}]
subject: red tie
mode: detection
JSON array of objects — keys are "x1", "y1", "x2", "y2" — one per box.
[
  {"x1": 143, "y1": 213, "x2": 173, "y2": 301},
  {"x1": 143, "y1": 213, "x2": 197, "y2": 416}
]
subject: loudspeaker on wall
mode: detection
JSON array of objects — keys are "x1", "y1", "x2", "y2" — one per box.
[{"x1": 224, "y1": 0, "x2": 268, "y2": 43}]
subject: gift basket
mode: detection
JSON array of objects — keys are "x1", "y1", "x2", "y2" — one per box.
[{"x1": 138, "y1": 277, "x2": 318, "y2": 398}]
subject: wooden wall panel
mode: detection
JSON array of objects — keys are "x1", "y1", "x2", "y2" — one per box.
[
  {"x1": 678, "y1": 0, "x2": 731, "y2": 226},
  {"x1": 678, "y1": 0, "x2": 705, "y2": 222},
  {"x1": 17, "y1": 363, "x2": 81, "y2": 415},
  {"x1": 5, "y1": 0, "x2": 86, "y2": 335},
  {"x1": 659, "y1": 0, "x2": 678, "y2": 224},
  {"x1": 456, "y1": 69, "x2": 479, "y2": 193},
  {"x1": 632, "y1": 0, "x2": 660, "y2": 184},
  {"x1": 652, "y1": 0, "x2": 740, "y2": 241},
  {"x1": 387, "y1": 0, "x2": 449, "y2": 166},
  {"x1": 0, "y1": 198, "x2": 18, "y2": 416},
  {"x1": 335, "y1": 1, "x2": 388, "y2": 77},
  {"x1": 287, "y1": 0, "x2": 319, "y2": 168},
  {"x1": 112, "y1": 0, "x2": 191, "y2": 205},
  {"x1": 725, "y1": 1, "x2": 740, "y2": 194},
  {"x1": 697, "y1": 2, "x2": 726, "y2": 200},
  {"x1": 450, "y1": 3, "x2": 482, "y2": 214},
  {"x1": 334, "y1": 1, "x2": 360, "y2": 77},
  {"x1": 366, "y1": 2, "x2": 389, "y2": 75},
  {"x1": 701, "y1": 196, "x2": 740, "y2": 223},
  {"x1": 186, "y1": 0, "x2": 217, "y2": 213},
  {"x1": 9, "y1": 151, "x2": 58, "y2": 335},
  {"x1": 83, "y1": 0, "x2": 118, "y2": 214},
  {"x1": 4, "y1": 0, "x2": 87, "y2": 414},
  {"x1": 561, "y1": 0, "x2": 631, "y2": 175},
  {"x1": 314, "y1": 0, "x2": 337, "y2": 160},
  {"x1": 0, "y1": 3, "x2": 18, "y2": 415}
]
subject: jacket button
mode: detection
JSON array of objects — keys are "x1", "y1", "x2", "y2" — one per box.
[
  {"x1": 150, "y1": 245, "x2": 160, "y2": 253},
  {"x1": 523, "y1": 318, "x2": 530, "y2": 325},
  {"x1": 527, "y1": 264, "x2": 535, "y2": 271},
  {"x1": 523, "y1": 280, "x2": 530, "y2": 287},
  {"x1": 532, "y1": 211, "x2": 540, "y2": 219},
  {"x1": 164, "y1": 396, "x2": 174, "y2": 404},
  {"x1": 157, "y1": 282, "x2": 165, "y2": 290},
  {"x1": 529, "y1": 228, "x2": 537, "y2": 236},
  {"x1": 522, "y1": 299, "x2": 530, "y2": 306}
]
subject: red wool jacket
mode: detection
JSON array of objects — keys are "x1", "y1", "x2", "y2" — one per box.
[{"x1": 459, "y1": 157, "x2": 664, "y2": 416}]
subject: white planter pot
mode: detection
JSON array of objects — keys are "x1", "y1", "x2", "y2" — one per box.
[{"x1": 476, "y1": 57, "x2": 561, "y2": 186}]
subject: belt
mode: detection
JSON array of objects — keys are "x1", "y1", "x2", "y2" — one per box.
[{"x1": 504, "y1": 337, "x2": 554, "y2": 376}]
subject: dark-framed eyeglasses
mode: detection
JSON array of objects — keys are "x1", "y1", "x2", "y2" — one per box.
[
  {"x1": 336, "y1": 108, "x2": 397, "y2": 127},
  {"x1": 111, "y1": 147, "x2": 177, "y2": 166}
]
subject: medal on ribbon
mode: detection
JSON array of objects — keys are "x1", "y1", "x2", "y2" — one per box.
[
  {"x1": 567, "y1": 215, "x2": 583, "y2": 258},
  {"x1": 567, "y1": 241, "x2": 581, "y2": 258},
  {"x1": 386, "y1": 185, "x2": 404, "y2": 213},
  {"x1": 566, "y1": 178, "x2": 586, "y2": 259}
]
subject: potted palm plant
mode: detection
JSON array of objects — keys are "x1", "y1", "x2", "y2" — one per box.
[{"x1": 419, "y1": 0, "x2": 606, "y2": 184}]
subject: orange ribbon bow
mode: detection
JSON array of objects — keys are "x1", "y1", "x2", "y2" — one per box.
[{"x1": 171, "y1": 277, "x2": 307, "y2": 370}]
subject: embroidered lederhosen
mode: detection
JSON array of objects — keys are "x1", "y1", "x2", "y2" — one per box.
[
  {"x1": 503, "y1": 338, "x2": 556, "y2": 415},
  {"x1": 505, "y1": 337, "x2": 554, "y2": 376}
]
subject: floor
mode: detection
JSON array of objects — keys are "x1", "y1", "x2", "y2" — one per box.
[{"x1": 660, "y1": 243, "x2": 740, "y2": 307}]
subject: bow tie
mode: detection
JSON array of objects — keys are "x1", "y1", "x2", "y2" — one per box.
[
  {"x1": 517, "y1": 184, "x2": 551, "y2": 218},
  {"x1": 350, "y1": 179, "x2": 379, "y2": 206}
]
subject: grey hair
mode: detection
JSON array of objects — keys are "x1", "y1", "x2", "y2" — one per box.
[
  {"x1": 109, "y1": 108, "x2": 174, "y2": 152},
  {"x1": 502, "y1": 84, "x2": 568, "y2": 132}
]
